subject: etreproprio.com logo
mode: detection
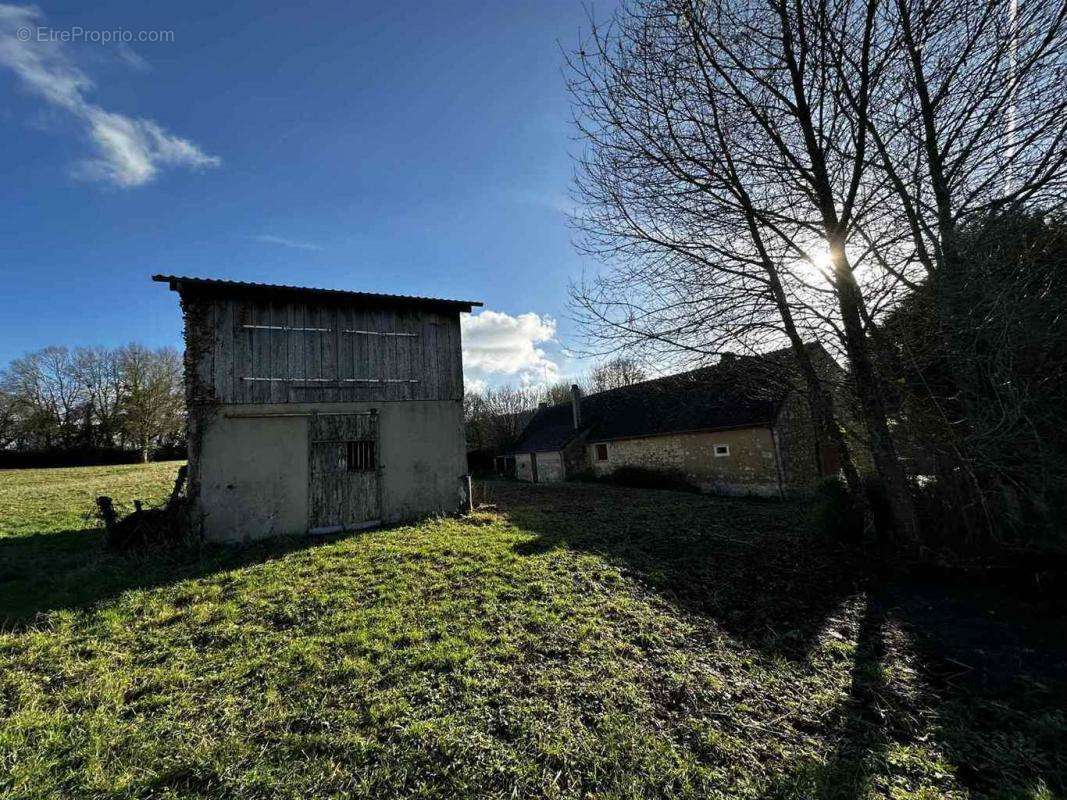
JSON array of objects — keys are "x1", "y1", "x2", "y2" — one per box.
[{"x1": 16, "y1": 26, "x2": 175, "y2": 44}]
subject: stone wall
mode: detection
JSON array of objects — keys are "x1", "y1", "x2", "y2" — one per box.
[
  {"x1": 770, "y1": 345, "x2": 874, "y2": 491},
  {"x1": 586, "y1": 427, "x2": 781, "y2": 495},
  {"x1": 772, "y1": 388, "x2": 820, "y2": 491}
]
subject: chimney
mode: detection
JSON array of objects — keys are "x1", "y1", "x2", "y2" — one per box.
[{"x1": 570, "y1": 383, "x2": 583, "y2": 429}]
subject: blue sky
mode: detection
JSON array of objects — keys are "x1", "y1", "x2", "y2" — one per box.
[{"x1": 0, "y1": 1, "x2": 606, "y2": 388}]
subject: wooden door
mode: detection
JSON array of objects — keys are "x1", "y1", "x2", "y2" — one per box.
[{"x1": 308, "y1": 412, "x2": 381, "y2": 533}]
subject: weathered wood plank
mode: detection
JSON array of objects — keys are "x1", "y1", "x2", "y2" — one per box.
[
  {"x1": 211, "y1": 299, "x2": 232, "y2": 404},
  {"x1": 449, "y1": 315, "x2": 464, "y2": 399},
  {"x1": 269, "y1": 302, "x2": 289, "y2": 403},
  {"x1": 287, "y1": 301, "x2": 305, "y2": 387},
  {"x1": 323, "y1": 305, "x2": 338, "y2": 402},
  {"x1": 421, "y1": 315, "x2": 438, "y2": 402},
  {"x1": 235, "y1": 301, "x2": 253, "y2": 403},
  {"x1": 250, "y1": 303, "x2": 270, "y2": 403},
  {"x1": 336, "y1": 305, "x2": 351, "y2": 383},
  {"x1": 190, "y1": 300, "x2": 462, "y2": 404}
]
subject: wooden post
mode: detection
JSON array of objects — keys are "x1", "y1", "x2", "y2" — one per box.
[{"x1": 463, "y1": 474, "x2": 474, "y2": 513}]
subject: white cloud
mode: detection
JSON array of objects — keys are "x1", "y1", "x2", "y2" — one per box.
[
  {"x1": 461, "y1": 309, "x2": 560, "y2": 388},
  {"x1": 0, "y1": 4, "x2": 219, "y2": 186},
  {"x1": 115, "y1": 44, "x2": 150, "y2": 72},
  {"x1": 464, "y1": 376, "x2": 488, "y2": 395},
  {"x1": 251, "y1": 234, "x2": 323, "y2": 252}
]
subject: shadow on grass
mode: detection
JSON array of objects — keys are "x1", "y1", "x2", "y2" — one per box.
[
  {"x1": 0, "y1": 526, "x2": 341, "y2": 629},
  {"x1": 880, "y1": 581, "x2": 1067, "y2": 798},
  {"x1": 503, "y1": 480, "x2": 865, "y2": 661},
  {"x1": 766, "y1": 598, "x2": 903, "y2": 799},
  {"x1": 495, "y1": 480, "x2": 1067, "y2": 797}
]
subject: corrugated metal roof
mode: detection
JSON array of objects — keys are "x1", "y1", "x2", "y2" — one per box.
[{"x1": 152, "y1": 274, "x2": 482, "y2": 312}]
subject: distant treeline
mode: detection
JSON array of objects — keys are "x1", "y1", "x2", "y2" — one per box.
[
  {"x1": 0, "y1": 344, "x2": 185, "y2": 468},
  {"x1": 462, "y1": 357, "x2": 649, "y2": 457}
]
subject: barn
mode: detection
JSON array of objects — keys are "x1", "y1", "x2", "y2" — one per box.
[{"x1": 154, "y1": 275, "x2": 480, "y2": 542}]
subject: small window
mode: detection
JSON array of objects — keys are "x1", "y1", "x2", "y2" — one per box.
[
  {"x1": 346, "y1": 440, "x2": 377, "y2": 472},
  {"x1": 595, "y1": 443, "x2": 609, "y2": 462},
  {"x1": 714, "y1": 444, "x2": 730, "y2": 457}
]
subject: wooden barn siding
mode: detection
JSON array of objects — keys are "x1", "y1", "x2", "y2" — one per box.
[{"x1": 190, "y1": 297, "x2": 463, "y2": 404}]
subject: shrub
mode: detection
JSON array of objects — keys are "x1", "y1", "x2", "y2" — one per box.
[
  {"x1": 811, "y1": 477, "x2": 864, "y2": 541},
  {"x1": 606, "y1": 465, "x2": 700, "y2": 493},
  {"x1": 565, "y1": 467, "x2": 599, "y2": 483}
]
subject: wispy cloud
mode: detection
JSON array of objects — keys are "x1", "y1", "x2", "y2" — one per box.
[
  {"x1": 250, "y1": 234, "x2": 323, "y2": 252},
  {"x1": 461, "y1": 309, "x2": 560, "y2": 388},
  {"x1": 0, "y1": 4, "x2": 219, "y2": 187},
  {"x1": 115, "y1": 44, "x2": 150, "y2": 72}
]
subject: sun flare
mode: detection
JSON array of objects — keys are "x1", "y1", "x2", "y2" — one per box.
[{"x1": 809, "y1": 247, "x2": 834, "y2": 272}]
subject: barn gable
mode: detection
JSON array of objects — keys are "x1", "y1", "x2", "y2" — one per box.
[
  {"x1": 155, "y1": 275, "x2": 478, "y2": 405},
  {"x1": 155, "y1": 275, "x2": 481, "y2": 542}
]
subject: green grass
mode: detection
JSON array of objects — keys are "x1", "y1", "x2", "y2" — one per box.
[
  {"x1": 0, "y1": 462, "x2": 182, "y2": 539},
  {"x1": 0, "y1": 465, "x2": 1062, "y2": 798}
]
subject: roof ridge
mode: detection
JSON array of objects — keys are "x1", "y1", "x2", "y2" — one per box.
[
  {"x1": 152, "y1": 274, "x2": 482, "y2": 309},
  {"x1": 580, "y1": 343, "x2": 822, "y2": 401},
  {"x1": 580, "y1": 362, "x2": 722, "y2": 402}
]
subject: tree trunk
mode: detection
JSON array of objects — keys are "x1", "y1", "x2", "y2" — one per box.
[
  {"x1": 741, "y1": 194, "x2": 865, "y2": 498},
  {"x1": 786, "y1": 333, "x2": 863, "y2": 496},
  {"x1": 834, "y1": 266, "x2": 920, "y2": 544},
  {"x1": 763, "y1": 262, "x2": 864, "y2": 497}
]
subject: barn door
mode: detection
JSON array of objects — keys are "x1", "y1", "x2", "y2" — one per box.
[{"x1": 308, "y1": 411, "x2": 381, "y2": 533}]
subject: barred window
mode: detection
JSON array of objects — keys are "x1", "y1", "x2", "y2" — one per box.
[{"x1": 346, "y1": 440, "x2": 377, "y2": 472}]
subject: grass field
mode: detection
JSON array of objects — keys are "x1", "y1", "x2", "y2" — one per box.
[{"x1": 0, "y1": 463, "x2": 1063, "y2": 798}]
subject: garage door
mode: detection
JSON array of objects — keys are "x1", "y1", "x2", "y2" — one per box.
[{"x1": 535, "y1": 451, "x2": 564, "y2": 482}]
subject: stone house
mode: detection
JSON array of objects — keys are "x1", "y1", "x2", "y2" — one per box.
[
  {"x1": 154, "y1": 275, "x2": 480, "y2": 542},
  {"x1": 502, "y1": 345, "x2": 847, "y2": 496}
]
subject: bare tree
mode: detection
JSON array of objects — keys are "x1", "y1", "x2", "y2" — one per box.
[
  {"x1": 1, "y1": 346, "x2": 84, "y2": 449},
  {"x1": 589, "y1": 357, "x2": 647, "y2": 392},
  {"x1": 463, "y1": 390, "x2": 489, "y2": 449},
  {"x1": 73, "y1": 347, "x2": 124, "y2": 448},
  {"x1": 539, "y1": 381, "x2": 578, "y2": 406},
  {"x1": 464, "y1": 384, "x2": 543, "y2": 452},
  {"x1": 866, "y1": 0, "x2": 1067, "y2": 279},
  {"x1": 117, "y1": 345, "x2": 184, "y2": 462},
  {"x1": 0, "y1": 384, "x2": 18, "y2": 449},
  {"x1": 0, "y1": 343, "x2": 187, "y2": 459},
  {"x1": 566, "y1": 0, "x2": 914, "y2": 532},
  {"x1": 568, "y1": 0, "x2": 1067, "y2": 542}
]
